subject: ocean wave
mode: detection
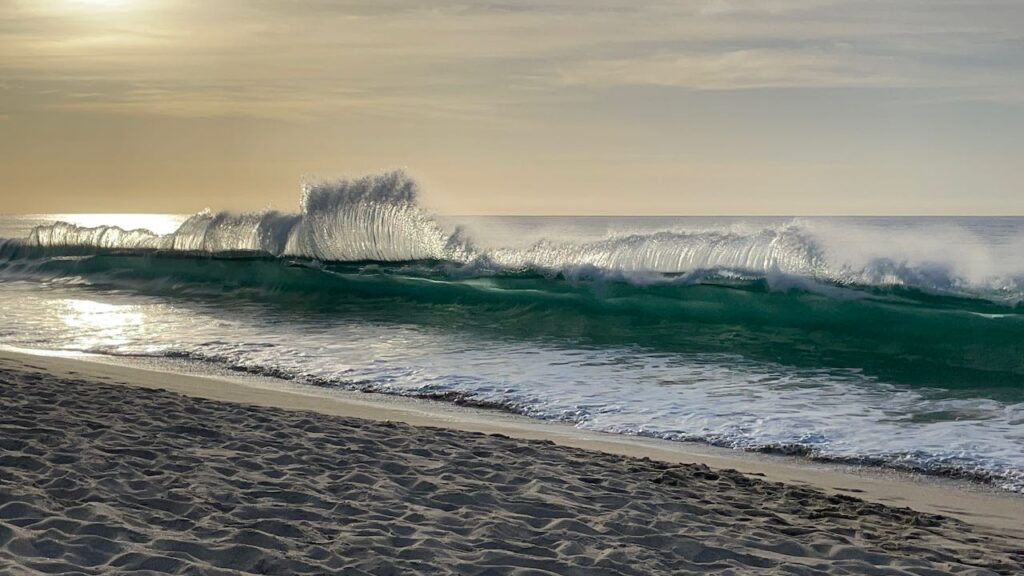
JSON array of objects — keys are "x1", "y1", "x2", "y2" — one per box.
[
  {"x1": 0, "y1": 252, "x2": 1021, "y2": 393},
  {"x1": 3, "y1": 170, "x2": 1023, "y2": 304},
  {"x1": 18, "y1": 171, "x2": 471, "y2": 262}
]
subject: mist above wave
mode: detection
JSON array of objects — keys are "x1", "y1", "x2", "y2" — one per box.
[{"x1": 8, "y1": 170, "x2": 1024, "y2": 302}]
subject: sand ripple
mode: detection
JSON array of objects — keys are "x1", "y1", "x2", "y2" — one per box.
[{"x1": 1, "y1": 367, "x2": 1022, "y2": 574}]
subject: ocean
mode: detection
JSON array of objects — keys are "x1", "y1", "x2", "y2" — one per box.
[{"x1": 1, "y1": 172, "x2": 1022, "y2": 491}]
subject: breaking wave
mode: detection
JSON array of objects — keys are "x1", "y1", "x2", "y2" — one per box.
[{"x1": 4, "y1": 170, "x2": 1023, "y2": 305}]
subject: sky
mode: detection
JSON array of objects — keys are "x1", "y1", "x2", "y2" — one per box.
[{"x1": 1, "y1": 0, "x2": 1022, "y2": 215}]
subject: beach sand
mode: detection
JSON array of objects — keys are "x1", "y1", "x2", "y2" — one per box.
[{"x1": 1, "y1": 350, "x2": 1022, "y2": 574}]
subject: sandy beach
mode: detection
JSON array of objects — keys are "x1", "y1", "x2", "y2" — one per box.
[
  {"x1": 6, "y1": 0, "x2": 1024, "y2": 572},
  {"x1": 0, "y1": 350, "x2": 1021, "y2": 574}
]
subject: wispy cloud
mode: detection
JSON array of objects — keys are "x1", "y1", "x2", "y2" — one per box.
[
  {"x1": 1, "y1": 0, "x2": 1022, "y2": 119},
  {"x1": 556, "y1": 49, "x2": 901, "y2": 90}
]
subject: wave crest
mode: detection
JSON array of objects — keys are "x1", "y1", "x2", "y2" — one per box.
[
  {"x1": 285, "y1": 172, "x2": 468, "y2": 261},
  {"x1": 488, "y1": 227, "x2": 826, "y2": 277},
  {"x1": 4, "y1": 170, "x2": 1023, "y2": 303},
  {"x1": 27, "y1": 221, "x2": 161, "y2": 251}
]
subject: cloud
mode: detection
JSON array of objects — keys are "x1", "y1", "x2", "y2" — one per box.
[
  {"x1": 0, "y1": 0, "x2": 1021, "y2": 119},
  {"x1": 556, "y1": 49, "x2": 901, "y2": 91}
]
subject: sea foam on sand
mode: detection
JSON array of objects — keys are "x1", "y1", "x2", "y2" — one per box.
[{"x1": 0, "y1": 354, "x2": 1022, "y2": 575}]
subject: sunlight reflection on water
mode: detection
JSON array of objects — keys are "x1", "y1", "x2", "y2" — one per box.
[
  {"x1": 53, "y1": 214, "x2": 186, "y2": 235},
  {"x1": 59, "y1": 299, "x2": 147, "y2": 349}
]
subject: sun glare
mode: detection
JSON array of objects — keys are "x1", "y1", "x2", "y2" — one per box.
[{"x1": 57, "y1": 213, "x2": 186, "y2": 235}]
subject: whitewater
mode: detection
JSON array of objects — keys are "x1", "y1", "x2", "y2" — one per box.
[{"x1": 1, "y1": 171, "x2": 1022, "y2": 491}]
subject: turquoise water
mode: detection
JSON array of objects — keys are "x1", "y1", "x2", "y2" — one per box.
[{"x1": 1, "y1": 173, "x2": 1022, "y2": 490}]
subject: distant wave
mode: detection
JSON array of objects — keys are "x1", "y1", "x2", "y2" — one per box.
[{"x1": 3, "y1": 170, "x2": 1024, "y2": 304}]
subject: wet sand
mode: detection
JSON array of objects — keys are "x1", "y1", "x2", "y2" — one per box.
[{"x1": 1, "y1": 350, "x2": 1022, "y2": 574}]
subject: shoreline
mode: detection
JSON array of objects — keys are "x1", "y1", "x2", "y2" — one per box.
[
  {"x1": 2, "y1": 347, "x2": 1021, "y2": 538},
  {"x1": 3, "y1": 352, "x2": 1024, "y2": 574}
]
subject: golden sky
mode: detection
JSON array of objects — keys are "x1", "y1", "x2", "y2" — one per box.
[{"x1": 1, "y1": 0, "x2": 1022, "y2": 215}]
